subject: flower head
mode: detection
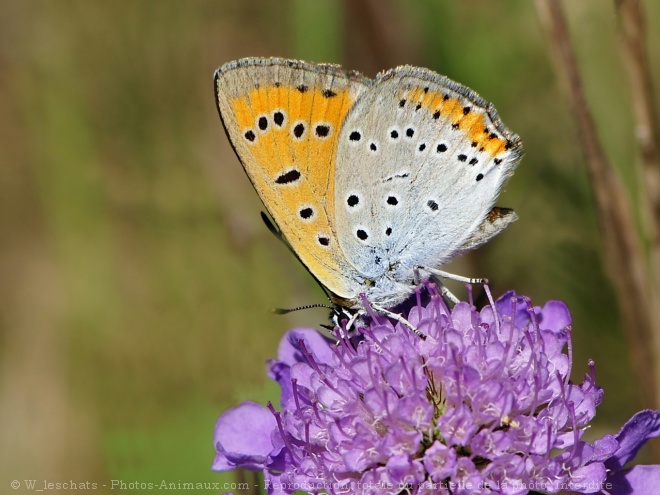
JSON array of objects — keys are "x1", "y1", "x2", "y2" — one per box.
[{"x1": 213, "y1": 285, "x2": 660, "y2": 494}]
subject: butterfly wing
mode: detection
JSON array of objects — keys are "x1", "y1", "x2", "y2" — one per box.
[
  {"x1": 333, "y1": 66, "x2": 522, "y2": 289},
  {"x1": 214, "y1": 58, "x2": 371, "y2": 302}
]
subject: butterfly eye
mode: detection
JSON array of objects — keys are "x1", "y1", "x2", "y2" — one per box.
[{"x1": 427, "y1": 200, "x2": 439, "y2": 212}]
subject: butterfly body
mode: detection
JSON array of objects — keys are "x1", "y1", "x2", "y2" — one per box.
[{"x1": 215, "y1": 58, "x2": 522, "y2": 315}]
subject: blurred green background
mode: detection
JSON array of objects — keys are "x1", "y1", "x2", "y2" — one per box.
[{"x1": 1, "y1": 0, "x2": 659, "y2": 493}]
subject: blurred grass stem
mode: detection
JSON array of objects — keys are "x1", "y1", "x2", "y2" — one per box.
[
  {"x1": 615, "y1": 0, "x2": 660, "y2": 239},
  {"x1": 535, "y1": 0, "x2": 660, "y2": 419},
  {"x1": 615, "y1": 0, "x2": 660, "y2": 400}
]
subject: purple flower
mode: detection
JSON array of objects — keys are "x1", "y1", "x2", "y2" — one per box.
[{"x1": 213, "y1": 285, "x2": 660, "y2": 494}]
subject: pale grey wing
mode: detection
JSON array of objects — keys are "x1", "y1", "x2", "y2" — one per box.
[
  {"x1": 215, "y1": 58, "x2": 372, "y2": 302},
  {"x1": 462, "y1": 207, "x2": 518, "y2": 251},
  {"x1": 333, "y1": 66, "x2": 522, "y2": 283}
]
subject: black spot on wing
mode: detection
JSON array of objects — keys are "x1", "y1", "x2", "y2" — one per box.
[
  {"x1": 315, "y1": 125, "x2": 330, "y2": 137},
  {"x1": 349, "y1": 131, "x2": 361, "y2": 142},
  {"x1": 299, "y1": 207, "x2": 314, "y2": 220},
  {"x1": 293, "y1": 123, "x2": 305, "y2": 138},
  {"x1": 275, "y1": 169, "x2": 301, "y2": 184}
]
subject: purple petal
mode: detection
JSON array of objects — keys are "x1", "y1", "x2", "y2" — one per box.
[
  {"x1": 268, "y1": 361, "x2": 294, "y2": 409},
  {"x1": 213, "y1": 401, "x2": 276, "y2": 471},
  {"x1": 608, "y1": 465, "x2": 660, "y2": 495},
  {"x1": 211, "y1": 283, "x2": 660, "y2": 495},
  {"x1": 538, "y1": 300, "x2": 571, "y2": 331},
  {"x1": 493, "y1": 291, "x2": 516, "y2": 318},
  {"x1": 494, "y1": 291, "x2": 535, "y2": 329},
  {"x1": 591, "y1": 435, "x2": 619, "y2": 462},
  {"x1": 423, "y1": 440, "x2": 457, "y2": 481},
  {"x1": 264, "y1": 471, "x2": 291, "y2": 495},
  {"x1": 567, "y1": 462, "x2": 606, "y2": 493},
  {"x1": 277, "y1": 328, "x2": 335, "y2": 367},
  {"x1": 386, "y1": 454, "x2": 425, "y2": 485},
  {"x1": 606, "y1": 410, "x2": 660, "y2": 470}
]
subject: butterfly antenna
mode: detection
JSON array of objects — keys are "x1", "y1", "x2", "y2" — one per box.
[{"x1": 272, "y1": 303, "x2": 333, "y2": 315}]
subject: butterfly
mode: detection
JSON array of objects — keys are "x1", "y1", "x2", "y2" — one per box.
[{"x1": 214, "y1": 57, "x2": 522, "y2": 326}]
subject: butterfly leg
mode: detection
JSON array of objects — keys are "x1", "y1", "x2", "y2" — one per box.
[
  {"x1": 413, "y1": 265, "x2": 461, "y2": 304},
  {"x1": 414, "y1": 265, "x2": 488, "y2": 304},
  {"x1": 416, "y1": 265, "x2": 488, "y2": 285},
  {"x1": 370, "y1": 303, "x2": 426, "y2": 338},
  {"x1": 437, "y1": 283, "x2": 461, "y2": 305},
  {"x1": 340, "y1": 311, "x2": 361, "y2": 338},
  {"x1": 330, "y1": 307, "x2": 361, "y2": 336}
]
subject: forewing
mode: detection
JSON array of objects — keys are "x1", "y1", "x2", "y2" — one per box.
[{"x1": 215, "y1": 58, "x2": 371, "y2": 299}]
